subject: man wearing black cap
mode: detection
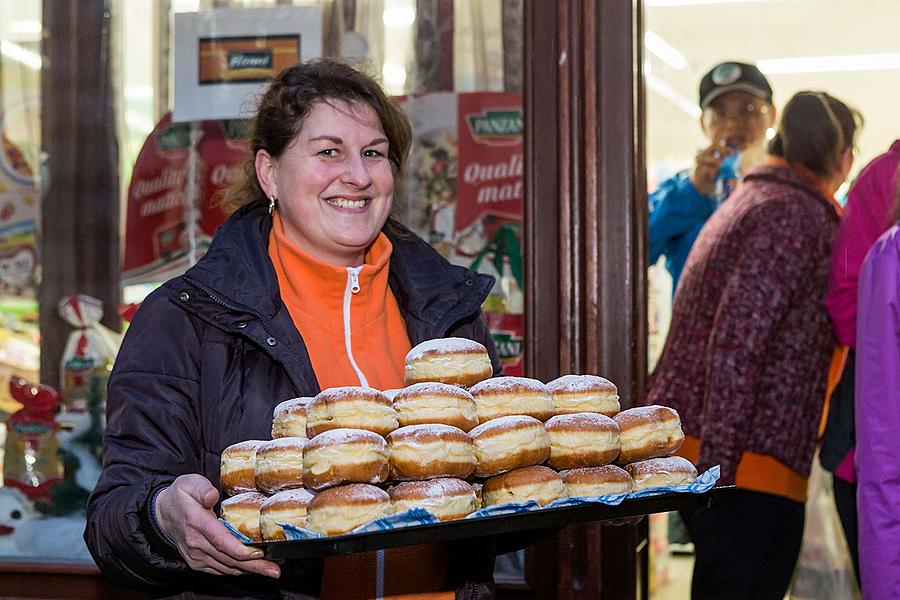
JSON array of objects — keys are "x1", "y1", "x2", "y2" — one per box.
[{"x1": 649, "y1": 61, "x2": 776, "y2": 289}]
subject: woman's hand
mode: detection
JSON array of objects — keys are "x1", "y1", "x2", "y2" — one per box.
[{"x1": 155, "y1": 474, "x2": 280, "y2": 578}]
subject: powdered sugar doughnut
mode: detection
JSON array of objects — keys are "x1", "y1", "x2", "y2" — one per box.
[
  {"x1": 386, "y1": 424, "x2": 476, "y2": 481},
  {"x1": 259, "y1": 488, "x2": 315, "y2": 541},
  {"x1": 388, "y1": 478, "x2": 477, "y2": 521},
  {"x1": 272, "y1": 397, "x2": 314, "y2": 439},
  {"x1": 220, "y1": 491, "x2": 266, "y2": 542},
  {"x1": 562, "y1": 465, "x2": 633, "y2": 497},
  {"x1": 482, "y1": 466, "x2": 568, "y2": 507},
  {"x1": 220, "y1": 440, "x2": 265, "y2": 496},
  {"x1": 392, "y1": 382, "x2": 479, "y2": 431},
  {"x1": 254, "y1": 437, "x2": 308, "y2": 494},
  {"x1": 306, "y1": 387, "x2": 398, "y2": 437},
  {"x1": 469, "y1": 376, "x2": 555, "y2": 422},
  {"x1": 302, "y1": 429, "x2": 390, "y2": 490},
  {"x1": 626, "y1": 456, "x2": 697, "y2": 490},
  {"x1": 546, "y1": 374, "x2": 620, "y2": 416},
  {"x1": 305, "y1": 484, "x2": 392, "y2": 535},
  {"x1": 544, "y1": 412, "x2": 620, "y2": 469},
  {"x1": 469, "y1": 415, "x2": 551, "y2": 477},
  {"x1": 405, "y1": 338, "x2": 493, "y2": 388},
  {"x1": 614, "y1": 405, "x2": 684, "y2": 463}
]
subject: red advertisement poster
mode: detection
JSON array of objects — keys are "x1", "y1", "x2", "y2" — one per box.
[
  {"x1": 454, "y1": 93, "x2": 523, "y2": 237},
  {"x1": 399, "y1": 92, "x2": 525, "y2": 376},
  {"x1": 122, "y1": 113, "x2": 247, "y2": 285}
]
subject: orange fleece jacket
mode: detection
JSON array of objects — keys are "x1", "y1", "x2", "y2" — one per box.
[{"x1": 268, "y1": 213, "x2": 410, "y2": 391}]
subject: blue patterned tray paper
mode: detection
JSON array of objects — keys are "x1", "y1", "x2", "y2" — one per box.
[{"x1": 223, "y1": 466, "x2": 720, "y2": 543}]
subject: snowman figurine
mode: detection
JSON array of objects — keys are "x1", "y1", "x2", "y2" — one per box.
[{"x1": 0, "y1": 486, "x2": 36, "y2": 557}]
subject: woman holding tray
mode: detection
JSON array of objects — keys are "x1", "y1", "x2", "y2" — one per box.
[{"x1": 85, "y1": 59, "x2": 501, "y2": 599}]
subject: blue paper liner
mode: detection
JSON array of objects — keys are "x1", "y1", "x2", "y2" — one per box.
[
  {"x1": 274, "y1": 508, "x2": 440, "y2": 541},
  {"x1": 544, "y1": 492, "x2": 629, "y2": 509},
  {"x1": 222, "y1": 467, "x2": 721, "y2": 544},
  {"x1": 465, "y1": 500, "x2": 542, "y2": 518}
]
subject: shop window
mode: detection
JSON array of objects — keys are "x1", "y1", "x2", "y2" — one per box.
[{"x1": 0, "y1": 0, "x2": 527, "y2": 578}]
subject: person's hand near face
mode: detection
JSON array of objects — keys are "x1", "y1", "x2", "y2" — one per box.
[
  {"x1": 691, "y1": 91, "x2": 775, "y2": 197},
  {"x1": 255, "y1": 100, "x2": 395, "y2": 267}
]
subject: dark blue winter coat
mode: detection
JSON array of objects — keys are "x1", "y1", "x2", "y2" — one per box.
[{"x1": 85, "y1": 201, "x2": 501, "y2": 598}]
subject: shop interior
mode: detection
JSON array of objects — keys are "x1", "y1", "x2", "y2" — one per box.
[
  {"x1": 645, "y1": 1, "x2": 899, "y2": 598},
  {"x1": 0, "y1": 0, "x2": 895, "y2": 597}
]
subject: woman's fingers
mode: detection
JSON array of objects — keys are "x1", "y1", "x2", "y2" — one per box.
[{"x1": 156, "y1": 474, "x2": 279, "y2": 578}]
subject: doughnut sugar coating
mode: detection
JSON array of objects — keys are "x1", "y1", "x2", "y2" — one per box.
[
  {"x1": 626, "y1": 456, "x2": 698, "y2": 490},
  {"x1": 272, "y1": 397, "x2": 314, "y2": 439},
  {"x1": 220, "y1": 440, "x2": 265, "y2": 496},
  {"x1": 469, "y1": 376, "x2": 555, "y2": 422},
  {"x1": 386, "y1": 424, "x2": 476, "y2": 481},
  {"x1": 306, "y1": 386, "x2": 399, "y2": 437},
  {"x1": 405, "y1": 338, "x2": 493, "y2": 388},
  {"x1": 392, "y1": 382, "x2": 479, "y2": 431},
  {"x1": 254, "y1": 437, "x2": 308, "y2": 494},
  {"x1": 561, "y1": 465, "x2": 633, "y2": 497},
  {"x1": 482, "y1": 465, "x2": 568, "y2": 507},
  {"x1": 220, "y1": 491, "x2": 267, "y2": 542},
  {"x1": 545, "y1": 412, "x2": 621, "y2": 469},
  {"x1": 469, "y1": 415, "x2": 551, "y2": 477},
  {"x1": 614, "y1": 405, "x2": 684, "y2": 463},
  {"x1": 387, "y1": 478, "x2": 477, "y2": 521},
  {"x1": 259, "y1": 488, "x2": 316, "y2": 541},
  {"x1": 546, "y1": 374, "x2": 620, "y2": 416},
  {"x1": 305, "y1": 483, "x2": 392, "y2": 535},
  {"x1": 302, "y1": 428, "x2": 390, "y2": 490}
]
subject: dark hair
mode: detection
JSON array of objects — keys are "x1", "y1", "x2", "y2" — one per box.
[
  {"x1": 222, "y1": 59, "x2": 412, "y2": 213},
  {"x1": 768, "y1": 91, "x2": 863, "y2": 179}
]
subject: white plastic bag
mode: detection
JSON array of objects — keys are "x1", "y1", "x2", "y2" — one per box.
[{"x1": 789, "y1": 452, "x2": 860, "y2": 600}]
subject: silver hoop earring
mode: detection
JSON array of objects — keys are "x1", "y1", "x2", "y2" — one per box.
[{"x1": 268, "y1": 195, "x2": 277, "y2": 215}]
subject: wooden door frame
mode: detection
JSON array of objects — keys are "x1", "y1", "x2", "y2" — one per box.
[{"x1": 520, "y1": 1, "x2": 648, "y2": 598}]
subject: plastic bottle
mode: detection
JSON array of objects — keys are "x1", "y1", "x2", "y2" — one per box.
[
  {"x1": 716, "y1": 151, "x2": 742, "y2": 201},
  {"x1": 501, "y1": 256, "x2": 524, "y2": 315},
  {"x1": 480, "y1": 253, "x2": 508, "y2": 313}
]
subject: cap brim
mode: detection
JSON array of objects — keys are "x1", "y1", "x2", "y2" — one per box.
[{"x1": 701, "y1": 83, "x2": 770, "y2": 109}]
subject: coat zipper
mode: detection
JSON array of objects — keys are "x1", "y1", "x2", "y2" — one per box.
[
  {"x1": 343, "y1": 266, "x2": 368, "y2": 387},
  {"x1": 182, "y1": 275, "x2": 279, "y2": 341}
]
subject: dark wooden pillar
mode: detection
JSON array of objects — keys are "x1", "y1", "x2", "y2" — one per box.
[
  {"x1": 40, "y1": 0, "x2": 121, "y2": 388},
  {"x1": 523, "y1": 1, "x2": 647, "y2": 598}
]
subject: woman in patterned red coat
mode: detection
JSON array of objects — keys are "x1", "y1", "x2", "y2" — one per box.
[{"x1": 644, "y1": 91, "x2": 862, "y2": 600}]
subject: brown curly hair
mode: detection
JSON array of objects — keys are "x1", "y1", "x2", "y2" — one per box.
[{"x1": 221, "y1": 59, "x2": 412, "y2": 214}]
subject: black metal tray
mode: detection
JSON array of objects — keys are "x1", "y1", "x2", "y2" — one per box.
[{"x1": 253, "y1": 487, "x2": 728, "y2": 559}]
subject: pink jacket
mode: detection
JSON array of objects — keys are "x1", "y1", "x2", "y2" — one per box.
[
  {"x1": 856, "y1": 224, "x2": 900, "y2": 599},
  {"x1": 827, "y1": 140, "x2": 900, "y2": 346}
]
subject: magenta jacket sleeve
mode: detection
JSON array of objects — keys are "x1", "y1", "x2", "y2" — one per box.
[
  {"x1": 855, "y1": 225, "x2": 900, "y2": 599},
  {"x1": 827, "y1": 144, "x2": 900, "y2": 346}
]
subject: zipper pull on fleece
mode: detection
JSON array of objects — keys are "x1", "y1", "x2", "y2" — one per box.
[{"x1": 347, "y1": 266, "x2": 362, "y2": 294}]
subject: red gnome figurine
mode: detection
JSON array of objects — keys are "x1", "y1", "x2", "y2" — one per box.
[{"x1": 3, "y1": 377, "x2": 63, "y2": 504}]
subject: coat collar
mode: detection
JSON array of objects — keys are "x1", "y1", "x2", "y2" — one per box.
[
  {"x1": 179, "y1": 201, "x2": 493, "y2": 331},
  {"x1": 742, "y1": 163, "x2": 841, "y2": 221}
]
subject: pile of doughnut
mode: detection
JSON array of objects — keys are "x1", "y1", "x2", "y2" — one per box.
[{"x1": 219, "y1": 338, "x2": 697, "y2": 542}]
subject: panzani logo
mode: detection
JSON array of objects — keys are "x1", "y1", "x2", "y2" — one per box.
[
  {"x1": 466, "y1": 109, "x2": 523, "y2": 146},
  {"x1": 491, "y1": 330, "x2": 524, "y2": 366}
]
